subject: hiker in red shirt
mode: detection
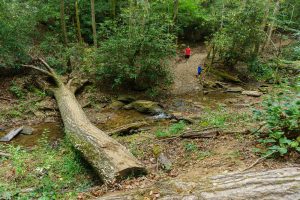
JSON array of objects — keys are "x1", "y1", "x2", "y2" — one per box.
[{"x1": 185, "y1": 46, "x2": 191, "y2": 59}]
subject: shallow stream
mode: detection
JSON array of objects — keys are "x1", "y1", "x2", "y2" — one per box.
[{"x1": 0, "y1": 90, "x2": 242, "y2": 147}]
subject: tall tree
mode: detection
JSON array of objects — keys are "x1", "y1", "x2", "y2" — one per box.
[
  {"x1": 173, "y1": 0, "x2": 179, "y2": 23},
  {"x1": 91, "y1": 0, "x2": 97, "y2": 47},
  {"x1": 60, "y1": 0, "x2": 68, "y2": 45},
  {"x1": 110, "y1": 0, "x2": 116, "y2": 18},
  {"x1": 75, "y1": 0, "x2": 83, "y2": 43},
  {"x1": 263, "y1": 0, "x2": 280, "y2": 51}
]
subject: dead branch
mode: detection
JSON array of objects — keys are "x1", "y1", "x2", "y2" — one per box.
[
  {"x1": 38, "y1": 58, "x2": 56, "y2": 74},
  {"x1": 180, "y1": 129, "x2": 220, "y2": 139},
  {"x1": 67, "y1": 77, "x2": 75, "y2": 88},
  {"x1": 22, "y1": 64, "x2": 54, "y2": 77},
  {"x1": 241, "y1": 152, "x2": 276, "y2": 172},
  {"x1": 106, "y1": 121, "x2": 149, "y2": 136},
  {"x1": 0, "y1": 97, "x2": 13, "y2": 102}
]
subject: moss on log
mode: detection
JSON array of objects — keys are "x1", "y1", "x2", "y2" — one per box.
[{"x1": 53, "y1": 85, "x2": 145, "y2": 183}]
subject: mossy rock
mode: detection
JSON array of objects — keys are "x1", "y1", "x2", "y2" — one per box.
[
  {"x1": 107, "y1": 100, "x2": 125, "y2": 110},
  {"x1": 125, "y1": 100, "x2": 163, "y2": 115},
  {"x1": 211, "y1": 69, "x2": 241, "y2": 83},
  {"x1": 117, "y1": 95, "x2": 136, "y2": 104}
]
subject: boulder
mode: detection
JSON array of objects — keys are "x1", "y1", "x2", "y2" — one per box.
[
  {"x1": 241, "y1": 91, "x2": 262, "y2": 97},
  {"x1": 107, "y1": 100, "x2": 125, "y2": 110},
  {"x1": 117, "y1": 95, "x2": 136, "y2": 104},
  {"x1": 125, "y1": 100, "x2": 163, "y2": 115},
  {"x1": 226, "y1": 87, "x2": 244, "y2": 93},
  {"x1": 21, "y1": 126, "x2": 34, "y2": 135}
]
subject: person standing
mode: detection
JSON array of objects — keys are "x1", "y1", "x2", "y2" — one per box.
[
  {"x1": 185, "y1": 46, "x2": 191, "y2": 59},
  {"x1": 197, "y1": 65, "x2": 202, "y2": 77}
]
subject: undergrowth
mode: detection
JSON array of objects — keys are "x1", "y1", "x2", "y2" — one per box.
[
  {"x1": 199, "y1": 107, "x2": 251, "y2": 128},
  {"x1": 0, "y1": 136, "x2": 93, "y2": 199},
  {"x1": 254, "y1": 78, "x2": 300, "y2": 156},
  {"x1": 155, "y1": 121, "x2": 186, "y2": 138}
]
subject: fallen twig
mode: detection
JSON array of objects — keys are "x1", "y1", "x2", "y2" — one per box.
[
  {"x1": 241, "y1": 152, "x2": 275, "y2": 172},
  {"x1": 252, "y1": 122, "x2": 267, "y2": 134},
  {"x1": 0, "y1": 97, "x2": 12, "y2": 101}
]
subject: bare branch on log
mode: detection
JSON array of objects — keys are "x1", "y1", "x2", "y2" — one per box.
[
  {"x1": 38, "y1": 58, "x2": 56, "y2": 74},
  {"x1": 22, "y1": 65, "x2": 54, "y2": 77}
]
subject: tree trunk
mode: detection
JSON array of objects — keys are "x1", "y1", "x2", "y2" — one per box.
[
  {"x1": 60, "y1": 0, "x2": 68, "y2": 45},
  {"x1": 23, "y1": 59, "x2": 145, "y2": 183},
  {"x1": 97, "y1": 167, "x2": 300, "y2": 199},
  {"x1": 91, "y1": 0, "x2": 97, "y2": 47},
  {"x1": 53, "y1": 84, "x2": 145, "y2": 183},
  {"x1": 263, "y1": 0, "x2": 280, "y2": 51},
  {"x1": 110, "y1": 0, "x2": 116, "y2": 18},
  {"x1": 173, "y1": 0, "x2": 179, "y2": 23},
  {"x1": 75, "y1": 0, "x2": 83, "y2": 44}
]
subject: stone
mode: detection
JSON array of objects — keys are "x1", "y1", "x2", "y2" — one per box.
[
  {"x1": 226, "y1": 87, "x2": 244, "y2": 93},
  {"x1": 241, "y1": 91, "x2": 262, "y2": 97},
  {"x1": 215, "y1": 81, "x2": 227, "y2": 88},
  {"x1": 125, "y1": 100, "x2": 163, "y2": 115},
  {"x1": 107, "y1": 100, "x2": 125, "y2": 110},
  {"x1": 21, "y1": 126, "x2": 34, "y2": 135},
  {"x1": 117, "y1": 95, "x2": 136, "y2": 104},
  {"x1": 44, "y1": 117, "x2": 56, "y2": 123}
]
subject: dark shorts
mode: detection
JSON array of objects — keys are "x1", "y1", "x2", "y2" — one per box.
[{"x1": 185, "y1": 55, "x2": 190, "y2": 59}]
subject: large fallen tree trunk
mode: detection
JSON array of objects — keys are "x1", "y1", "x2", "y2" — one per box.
[
  {"x1": 97, "y1": 167, "x2": 300, "y2": 199},
  {"x1": 23, "y1": 58, "x2": 145, "y2": 183}
]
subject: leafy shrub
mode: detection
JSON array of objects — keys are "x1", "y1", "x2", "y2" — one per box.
[
  {"x1": 281, "y1": 41, "x2": 300, "y2": 61},
  {"x1": 248, "y1": 58, "x2": 275, "y2": 81},
  {"x1": 254, "y1": 80, "x2": 300, "y2": 156},
  {"x1": 9, "y1": 83, "x2": 25, "y2": 99},
  {"x1": 96, "y1": 6, "x2": 176, "y2": 90}
]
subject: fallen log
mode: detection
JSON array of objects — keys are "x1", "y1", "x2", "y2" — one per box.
[
  {"x1": 106, "y1": 121, "x2": 149, "y2": 136},
  {"x1": 97, "y1": 167, "x2": 300, "y2": 200},
  {"x1": 180, "y1": 128, "x2": 220, "y2": 139},
  {"x1": 0, "y1": 127, "x2": 23, "y2": 142},
  {"x1": 23, "y1": 58, "x2": 145, "y2": 183},
  {"x1": 0, "y1": 151, "x2": 11, "y2": 157}
]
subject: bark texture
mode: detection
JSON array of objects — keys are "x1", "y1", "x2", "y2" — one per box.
[
  {"x1": 97, "y1": 167, "x2": 300, "y2": 199},
  {"x1": 53, "y1": 84, "x2": 145, "y2": 183}
]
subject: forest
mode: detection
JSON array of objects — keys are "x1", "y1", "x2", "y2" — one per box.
[{"x1": 0, "y1": 0, "x2": 299, "y2": 199}]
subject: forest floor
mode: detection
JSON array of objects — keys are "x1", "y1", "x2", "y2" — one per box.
[{"x1": 0, "y1": 46, "x2": 299, "y2": 199}]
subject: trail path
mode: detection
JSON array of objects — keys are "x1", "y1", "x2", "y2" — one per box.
[{"x1": 171, "y1": 46, "x2": 207, "y2": 94}]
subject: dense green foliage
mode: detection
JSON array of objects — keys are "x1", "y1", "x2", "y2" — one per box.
[
  {"x1": 255, "y1": 78, "x2": 300, "y2": 156},
  {"x1": 0, "y1": 1, "x2": 36, "y2": 67},
  {"x1": 96, "y1": 6, "x2": 176, "y2": 89},
  {"x1": 209, "y1": 0, "x2": 265, "y2": 66}
]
